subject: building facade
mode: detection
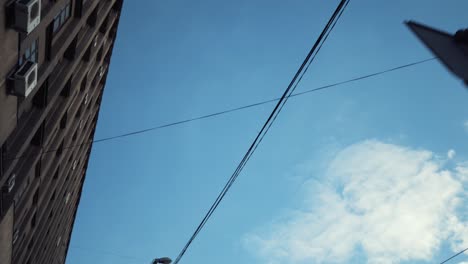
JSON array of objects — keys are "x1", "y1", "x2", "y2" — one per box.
[{"x1": 0, "y1": 0, "x2": 123, "y2": 263}]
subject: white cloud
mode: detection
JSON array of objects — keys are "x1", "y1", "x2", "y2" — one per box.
[
  {"x1": 244, "y1": 140, "x2": 468, "y2": 264},
  {"x1": 448, "y1": 149, "x2": 457, "y2": 159}
]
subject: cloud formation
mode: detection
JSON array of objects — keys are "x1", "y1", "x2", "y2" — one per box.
[
  {"x1": 244, "y1": 140, "x2": 468, "y2": 264},
  {"x1": 448, "y1": 149, "x2": 456, "y2": 159}
]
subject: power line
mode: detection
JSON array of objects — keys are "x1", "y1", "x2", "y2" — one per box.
[
  {"x1": 439, "y1": 247, "x2": 468, "y2": 264},
  {"x1": 4, "y1": 57, "x2": 433, "y2": 163},
  {"x1": 172, "y1": 1, "x2": 351, "y2": 263}
]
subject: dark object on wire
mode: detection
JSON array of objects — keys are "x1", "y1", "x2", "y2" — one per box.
[
  {"x1": 406, "y1": 21, "x2": 468, "y2": 87},
  {"x1": 153, "y1": 257, "x2": 172, "y2": 264}
]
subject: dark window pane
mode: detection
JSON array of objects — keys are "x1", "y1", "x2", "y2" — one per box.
[
  {"x1": 32, "y1": 189, "x2": 39, "y2": 205},
  {"x1": 53, "y1": 18, "x2": 60, "y2": 32},
  {"x1": 61, "y1": 10, "x2": 66, "y2": 24},
  {"x1": 35, "y1": 161, "x2": 41, "y2": 178},
  {"x1": 56, "y1": 141, "x2": 64, "y2": 157},
  {"x1": 31, "y1": 212, "x2": 37, "y2": 228}
]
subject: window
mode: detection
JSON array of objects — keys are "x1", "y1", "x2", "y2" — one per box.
[
  {"x1": 83, "y1": 45, "x2": 91, "y2": 62},
  {"x1": 32, "y1": 188, "x2": 39, "y2": 206},
  {"x1": 19, "y1": 39, "x2": 38, "y2": 66},
  {"x1": 60, "y1": 76, "x2": 72, "y2": 97},
  {"x1": 96, "y1": 46, "x2": 103, "y2": 61},
  {"x1": 60, "y1": 111, "x2": 68, "y2": 129},
  {"x1": 31, "y1": 212, "x2": 37, "y2": 228},
  {"x1": 27, "y1": 238, "x2": 34, "y2": 250},
  {"x1": 64, "y1": 38, "x2": 77, "y2": 60},
  {"x1": 13, "y1": 175, "x2": 27, "y2": 207},
  {"x1": 76, "y1": 104, "x2": 83, "y2": 118},
  {"x1": 0, "y1": 144, "x2": 3, "y2": 178},
  {"x1": 31, "y1": 122, "x2": 45, "y2": 146},
  {"x1": 32, "y1": 80, "x2": 48, "y2": 108},
  {"x1": 80, "y1": 73, "x2": 87, "y2": 91},
  {"x1": 52, "y1": 1, "x2": 71, "y2": 34},
  {"x1": 56, "y1": 141, "x2": 64, "y2": 157},
  {"x1": 53, "y1": 169, "x2": 59, "y2": 180},
  {"x1": 51, "y1": 190, "x2": 56, "y2": 201},
  {"x1": 86, "y1": 6, "x2": 98, "y2": 27},
  {"x1": 35, "y1": 160, "x2": 41, "y2": 178},
  {"x1": 100, "y1": 15, "x2": 109, "y2": 33}
]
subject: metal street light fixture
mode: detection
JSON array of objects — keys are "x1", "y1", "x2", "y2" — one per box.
[
  {"x1": 152, "y1": 257, "x2": 172, "y2": 264},
  {"x1": 406, "y1": 21, "x2": 468, "y2": 87}
]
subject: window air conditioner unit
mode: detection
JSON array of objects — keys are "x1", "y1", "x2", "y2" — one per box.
[
  {"x1": 72, "y1": 160, "x2": 77, "y2": 170},
  {"x1": 2, "y1": 174, "x2": 16, "y2": 193},
  {"x1": 14, "y1": 61, "x2": 38, "y2": 97},
  {"x1": 99, "y1": 66, "x2": 104, "y2": 77},
  {"x1": 84, "y1": 93, "x2": 89, "y2": 105},
  {"x1": 15, "y1": 0, "x2": 41, "y2": 34}
]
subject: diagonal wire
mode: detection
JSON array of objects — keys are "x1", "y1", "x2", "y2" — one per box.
[
  {"x1": 172, "y1": 0, "x2": 350, "y2": 263},
  {"x1": 194, "y1": 0, "x2": 352, "y2": 245},
  {"x1": 4, "y1": 57, "x2": 434, "y2": 163},
  {"x1": 439, "y1": 247, "x2": 468, "y2": 264}
]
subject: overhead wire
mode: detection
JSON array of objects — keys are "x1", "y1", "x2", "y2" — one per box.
[
  {"x1": 172, "y1": 0, "x2": 350, "y2": 263},
  {"x1": 439, "y1": 247, "x2": 468, "y2": 264},
  {"x1": 4, "y1": 56, "x2": 434, "y2": 163}
]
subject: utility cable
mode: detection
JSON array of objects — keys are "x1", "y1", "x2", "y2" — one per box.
[
  {"x1": 173, "y1": 1, "x2": 350, "y2": 263},
  {"x1": 4, "y1": 57, "x2": 434, "y2": 163},
  {"x1": 439, "y1": 247, "x2": 468, "y2": 264}
]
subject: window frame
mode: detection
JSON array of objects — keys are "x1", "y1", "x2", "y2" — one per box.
[
  {"x1": 52, "y1": 1, "x2": 72, "y2": 35},
  {"x1": 19, "y1": 39, "x2": 39, "y2": 66}
]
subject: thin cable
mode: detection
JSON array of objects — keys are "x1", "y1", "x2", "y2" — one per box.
[
  {"x1": 175, "y1": 2, "x2": 350, "y2": 260},
  {"x1": 173, "y1": 1, "x2": 350, "y2": 263},
  {"x1": 203, "y1": 0, "x2": 352, "y2": 243},
  {"x1": 4, "y1": 57, "x2": 434, "y2": 163},
  {"x1": 201, "y1": 0, "x2": 352, "y2": 243},
  {"x1": 439, "y1": 247, "x2": 468, "y2": 264}
]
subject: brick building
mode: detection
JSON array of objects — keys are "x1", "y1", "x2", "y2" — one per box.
[{"x1": 0, "y1": 0, "x2": 123, "y2": 263}]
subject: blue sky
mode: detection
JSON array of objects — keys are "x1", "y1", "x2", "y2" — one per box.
[{"x1": 66, "y1": 1, "x2": 468, "y2": 263}]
